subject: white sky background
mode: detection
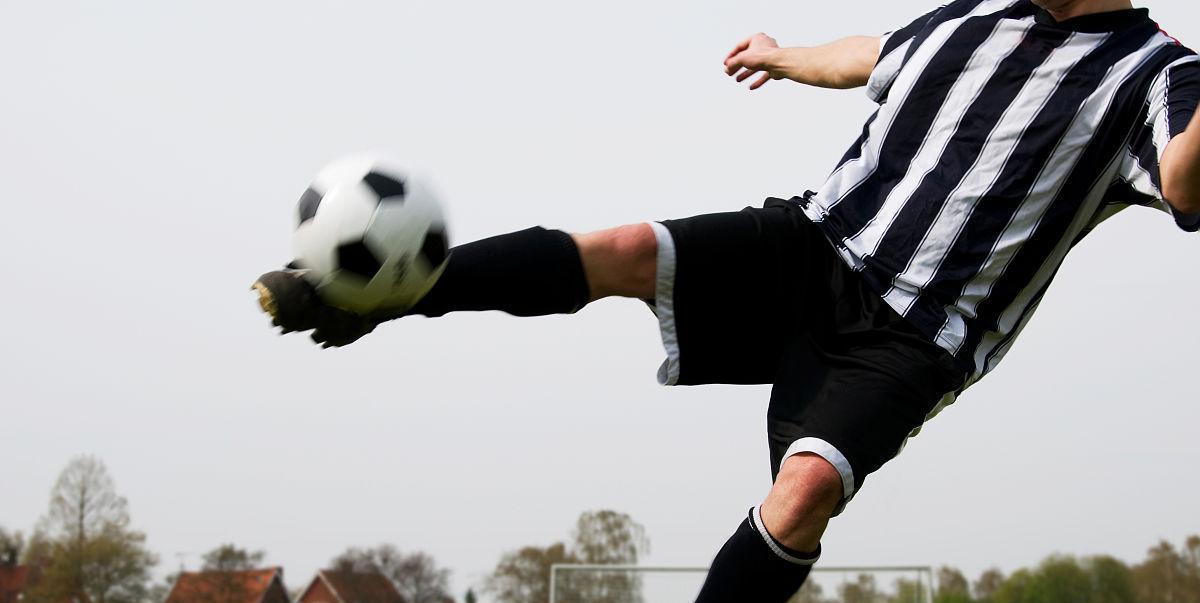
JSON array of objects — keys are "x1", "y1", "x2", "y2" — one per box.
[{"x1": 1, "y1": 0, "x2": 1198, "y2": 599}]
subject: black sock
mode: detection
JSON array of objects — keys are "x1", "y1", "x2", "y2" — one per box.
[
  {"x1": 694, "y1": 507, "x2": 820, "y2": 603},
  {"x1": 407, "y1": 227, "x2": 591, "y2": 318}
]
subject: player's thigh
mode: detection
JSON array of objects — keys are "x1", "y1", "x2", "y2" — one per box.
[
  {"x1": 654, "y1": 198, "x2": 828, "y2": 385},
  {"x1": 573, "y1": 224, "x2": 658, "y2": 300},
  {"x1": 765, "y1": 337, "x2": 963, "y2": 512}
]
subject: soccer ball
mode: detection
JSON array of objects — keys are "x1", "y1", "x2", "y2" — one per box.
[{"x1": 291, "y1": 154, "x2": 449, "y2": 314}]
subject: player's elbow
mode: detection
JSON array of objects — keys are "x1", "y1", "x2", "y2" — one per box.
[
  {"x1": 1161, "y1": 144, "x2": 1200, "y2": 215},
  {"x1": 1162, "y1": 177, "x2": 1200, "y2": 215},
  {"x1": 834, "y1": 36, "x2": 878, "y2": 89},
  {"x1": 1170, "y1": 196, "x2": 1200, "y2": 216}
]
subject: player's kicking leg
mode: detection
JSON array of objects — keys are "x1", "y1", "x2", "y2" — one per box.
[
  {"x1": 253, "y1": 224, "x2": 659, "y2": 346},
  {"x1": 252, "y1": 197, "x2": 964, "y2": 602}
]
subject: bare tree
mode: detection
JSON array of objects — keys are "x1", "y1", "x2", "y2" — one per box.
[
  {"x1": 25, "y1": 455, "x2": 156, "y2": 603},
  {"x1": 484, "y1": 510, "x2": 649, "y2": 603},
  {"x1": 570, "y1": 511, "x2": 648, "y2": 565},
  {"x1": 1132, "y1": 537, "x2": 1200, "y2": 603},
  {"x1": 565, "y1": 511, "x2": 649, "y2": 603},
  {"x1": 331, "y1": 545, "x2": 452, "y2": 603},
  {"x1": 484, "y1": 543, "x2": 578, "y2": 603}
]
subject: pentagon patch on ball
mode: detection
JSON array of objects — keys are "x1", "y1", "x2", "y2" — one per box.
[
  {"x1": 291, "y1": 154, "x2": 450, "y2": 314},
  {"x1": 335, "y1": 240, "x2": 385, "y2": 281},
  {"x1": 362, "y1": 171, "x2": 407, "y2": 202},
  {"x1": 296, "y1": 187, "x2": 323, "y2": 225},
  {"x1": 419, "y1": 229, "x2": 449, "y2": 268}
]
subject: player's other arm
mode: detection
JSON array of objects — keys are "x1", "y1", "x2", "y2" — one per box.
[
  {"x1": 1161, "y1": 109, "x2": 1200, "y2": 215},
  {"x1": 724, "y1": 33, "x2": 880, "y2": 91}
]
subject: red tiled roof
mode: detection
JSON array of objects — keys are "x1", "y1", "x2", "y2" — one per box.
[
  {"x1": 0, "y1": 566, "x2": 29, "y2": 603},
  {"x1": 0, "y1": 566, "x2": 89, "y2": 603},
  {"x1": 165, "y1": 568, "x2": 285, "y2": 603},
  {"x1": 316, "y1": 570, "x2": 405, "y2": 603}
]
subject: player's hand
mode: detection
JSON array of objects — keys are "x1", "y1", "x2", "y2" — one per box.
[
  {"x1": 725, "y1": 33, "x2": 785, "y2": 90},
  {"x1": 252, "y1": 265, "x2": 379, "y2": 348}
]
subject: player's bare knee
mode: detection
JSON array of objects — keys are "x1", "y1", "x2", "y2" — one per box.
[
  {"x1": 574, "y1": 224, "x2": 657, "y2": 300},
  {"x1": 760, "y1": 454, "x2": 844, "y2": 548},
  {"x1": 776, "y1": 454, "x2": 844, "y2": 514}
]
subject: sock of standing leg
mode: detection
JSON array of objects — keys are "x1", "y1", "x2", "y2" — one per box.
[
  {"x1": 406, "y1": 226, "x2": 591, "y2": 318},
  {"x1": 694, "y1": 507, "x2": 820, "y2": 603}
]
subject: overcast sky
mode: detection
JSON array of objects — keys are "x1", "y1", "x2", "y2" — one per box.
[{"x1": 2, "y1": 0, "x2": 1198, "y2": 600}]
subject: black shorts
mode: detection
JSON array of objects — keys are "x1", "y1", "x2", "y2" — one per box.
[{"x1": 649, "y1": 198, "x2": 966, "y2": 511}]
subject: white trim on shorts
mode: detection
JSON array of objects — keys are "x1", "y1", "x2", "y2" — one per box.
[
  {"x1": 783, "y1": 437, "x2": 857, "y2": 502},
  {"x1": 649, "y1": 222, "x2": 681, "y2": 386}
]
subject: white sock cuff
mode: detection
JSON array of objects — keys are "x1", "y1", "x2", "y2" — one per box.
[{"x1": 749, "y1": 506, "x2": 821, "y2": 566}]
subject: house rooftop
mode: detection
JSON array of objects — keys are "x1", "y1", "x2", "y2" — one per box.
[
  {"x1": 300, "y1": 570, "x2": 406, "y2": 603},
  {"x1": 165, "y1": 567, "x2": 286, "y2": 603}
]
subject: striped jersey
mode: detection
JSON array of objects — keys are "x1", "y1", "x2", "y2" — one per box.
[{"x1": 799, "y1": 0, "x2": 1200, "y2": 384}]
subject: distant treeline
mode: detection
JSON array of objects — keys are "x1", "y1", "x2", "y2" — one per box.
[
  {"x1": 789, "y1": 536, "x2": 1200, "y2": 603},
  {"x1": 3, "y1": 456, "x2": 1197, "y2": 603}
]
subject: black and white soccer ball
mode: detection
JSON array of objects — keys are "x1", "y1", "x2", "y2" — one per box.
[{"x1": 291, "y1": 154, "x2": 449, "y2": 314}]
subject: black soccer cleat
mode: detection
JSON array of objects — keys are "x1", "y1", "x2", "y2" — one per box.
[{"x1": 251, "y1": 267, "x2": 379, "y2": 348}]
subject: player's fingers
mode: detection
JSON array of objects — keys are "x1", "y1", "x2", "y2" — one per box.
[
  {"x1": 725, "y1": 58, "x2": 743, "y2": 76},
  {"x1": 736, "y1": 68, "x2": 759, "y2": 83},
  {"x1": 725, "y1": 39, "x2": 750, "y2": 62},
  {"x1": 750, "y1": 73, "x2": 772, "y2": 90}
]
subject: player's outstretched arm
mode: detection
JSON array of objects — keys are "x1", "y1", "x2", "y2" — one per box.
[
  {"x1": 1162, "y1": 109, "x2": 1200, "y2": 215},
  {"x1": 724, "y1": 33, "x2": 880, "y2": 91}
]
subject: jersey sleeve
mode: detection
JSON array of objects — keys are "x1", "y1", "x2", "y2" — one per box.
[
  {"x1": 867, "y1": 4, "x2": 949, "y2": 103},
  {"x1": 1117, "y1": 57, "x2": 1200, "y2": 232}
]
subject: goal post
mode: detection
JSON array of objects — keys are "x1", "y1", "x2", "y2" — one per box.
[{"x1": 549, "y1": 563, "x2": 935, "y2": 603}]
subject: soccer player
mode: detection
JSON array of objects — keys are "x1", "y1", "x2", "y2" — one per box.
[{"x1": 253, "y1": 0, "x2": 1200, "y2": 600}]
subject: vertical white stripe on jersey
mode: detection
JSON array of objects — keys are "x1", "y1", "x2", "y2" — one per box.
[
  {"x1": 867, "y1": 38, "x2": 914, "y2": 103},
  {"x1": 881, "y1": 31, "x2": 1105, "y2": 315},
  {"x1": 1151, "y1": 66, "x2": 1174, "y2": 158},
  {"x1": 817, "y1": 31, "x2": 953, "y2": 220},
  {"x1": 971, "y1": 170, "x2": 1128, "y2": 377},
  {"x1": 849, "y1": 18, "x2": 1032, "y2": 259},
  {"x1": 817, "y1": 0, "x2": 1012, "y2": 220},
  {"x1": 937, "y1": 35, "x2": 1171, "y2": 355}
]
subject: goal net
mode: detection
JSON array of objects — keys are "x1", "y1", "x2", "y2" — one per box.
[{"x1": 548, "y1": 564, "x2": 934, "y2": 603}]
